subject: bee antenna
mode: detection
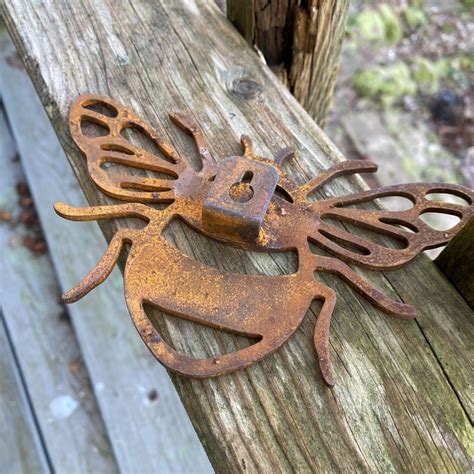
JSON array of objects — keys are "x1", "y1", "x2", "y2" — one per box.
[
  {"x1": 274, "y1": 146, "x2": 294, "y2": 165},
  {"x1": 240, "y1": 135, "x2": 253, "y2": 157}
]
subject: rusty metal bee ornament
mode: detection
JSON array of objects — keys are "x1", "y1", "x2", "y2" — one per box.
[{"x1": 55, "y1": 94, "x2": 474, "y2": 386}]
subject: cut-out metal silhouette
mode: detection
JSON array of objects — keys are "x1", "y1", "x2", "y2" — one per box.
[{"x1": 55, "y1": 94, "x2": 473, "y2": 386}]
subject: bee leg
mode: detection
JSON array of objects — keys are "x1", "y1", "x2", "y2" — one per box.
[
  {"x1": 62, "y1": 229, "x2": 139, "y2": 303},
  {"x1": 314, "y1": 256, "x2": 416, "y2": 319},
  {"x1": 313, "y1": 285, "x2": 337, "y2": 387},
  {"x1": 54, "y1": 202, "x2": 156, "y2": 221}
]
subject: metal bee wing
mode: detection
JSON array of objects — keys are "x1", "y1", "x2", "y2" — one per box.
[
  {"x1": 309, "y1": 182, "x2": 473, "y2": 270},
  {"x1": 69, "y1": 94, "x2": 206, "y2": 204}
]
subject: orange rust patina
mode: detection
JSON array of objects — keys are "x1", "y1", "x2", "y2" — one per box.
[{"x1": 55, "y1": 94, "x2": 474, "y2": 386}]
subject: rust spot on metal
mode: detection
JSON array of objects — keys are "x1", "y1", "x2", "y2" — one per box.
[{"x1": 55, "y1": 94, "x2": 474, "y2": 386}]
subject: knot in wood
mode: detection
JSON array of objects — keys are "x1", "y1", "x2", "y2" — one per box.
[{"x1": 230, "y1": 76, "x2": 262, "y2": 100}]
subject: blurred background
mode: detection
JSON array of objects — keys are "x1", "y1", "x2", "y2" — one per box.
[{"x1": 327, "y1": 0, "x2": 473, "y2": 190}]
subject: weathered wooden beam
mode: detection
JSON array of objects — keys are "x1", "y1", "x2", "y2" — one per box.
[
  {"x1": 436, "y1": 217, "x2": 474, "y2": 307},
  {"x1": 0, "y1": 313, "x2": 50, "y2": 473},
  {"x1": 227, "y1": 0, "x2": 349, "y2": 126},
  {"x1": 2, "y1": 0, "x2": 473, "y2": 471}
]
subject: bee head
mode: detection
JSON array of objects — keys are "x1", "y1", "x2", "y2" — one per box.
[{"x1": 201, "y1": 135, "x2": 283, "y2": 245}]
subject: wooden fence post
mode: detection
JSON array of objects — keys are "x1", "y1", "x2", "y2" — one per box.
[
  {"x1": 436, "y1": 217, "x2": 474, "y2": 307},
  {"x1": 227, "y1": 0, "x2": 349, "y2": 126}
]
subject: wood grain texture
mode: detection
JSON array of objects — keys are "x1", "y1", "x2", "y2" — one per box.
[
  {"x1": 0, "y1": 313, "x2": 49, "y2": 474},
  {"x1": 2, "y1": 0, "x2": 473, "y2": 471},
  {"x1": 0, "y1": 34, "x2": 212, "y2": 474},
  {"x1": 0, "y1": 106, "x2": 49, "y2": 474},
  {"x1": 227, "y1": 0, "x2": 349, "y2": 126},
  {"x1": 0, "y1": 102, "x2": 117, "y2": 474},
  {"x1": 436, "y1": 217, "x2": 474, "y2": 307}
]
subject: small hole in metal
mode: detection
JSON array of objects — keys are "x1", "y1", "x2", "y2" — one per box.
[{"x1": 242, "y1": 171, "x2": 253, "y2": 183}]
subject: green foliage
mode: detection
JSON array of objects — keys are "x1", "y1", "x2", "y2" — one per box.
[
  {"x1": 348, "y1": 0, "x2": 471, "y2": 107},
  {"x1": 379, "y1": 4, "x2": 404, "y2": 44},
  {"x1": 447, "y1": 55, "x2": 474, "y2": 72},
  {"x1": 353, "y1": 4, "x2": 405, "y2": 45},
  {"x1": 352, "y1": 68, "x2": 385, "y2": 97},
  {"x1": 430, "y1": 55, "x2": 473, "y2": 87},
  {"x1": 353, "y1": 63, "x2": 416, "y2": 106},
  {"x1": 354, "y1": 9, "x2": 385, "y2": 40},
  {"x1": 413, "y1": 58, "x2": 440, "y2": 93},
  {"x1": 354, "y1": 53, "x2": 473, "y2": 105},
  {"x1": 403, "y1": 6, "x2": 427, "y2": 29},
  {"x1": 409, "y1": 0, "x2": 425, "y2": 7}
]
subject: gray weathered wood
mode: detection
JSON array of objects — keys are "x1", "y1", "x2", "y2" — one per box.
[
  {"x1": 0, "y1": 105, "x2": 49, "y2": 474},
  {"x1": 0, "y1": 32, "x2": 212, "y2": 474},
  {"x1": 2, "y1": 0, "x2": 473, "y2": 471},
  {"x1": 436, "y1": 217, "x2": 474, "y2": 307},
  {"x1": 0, "y1": 312, "x2": 49, "y2": 474},
  {"x1": 0, "y1": 102, "x2": 117, "y2": 474}
]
